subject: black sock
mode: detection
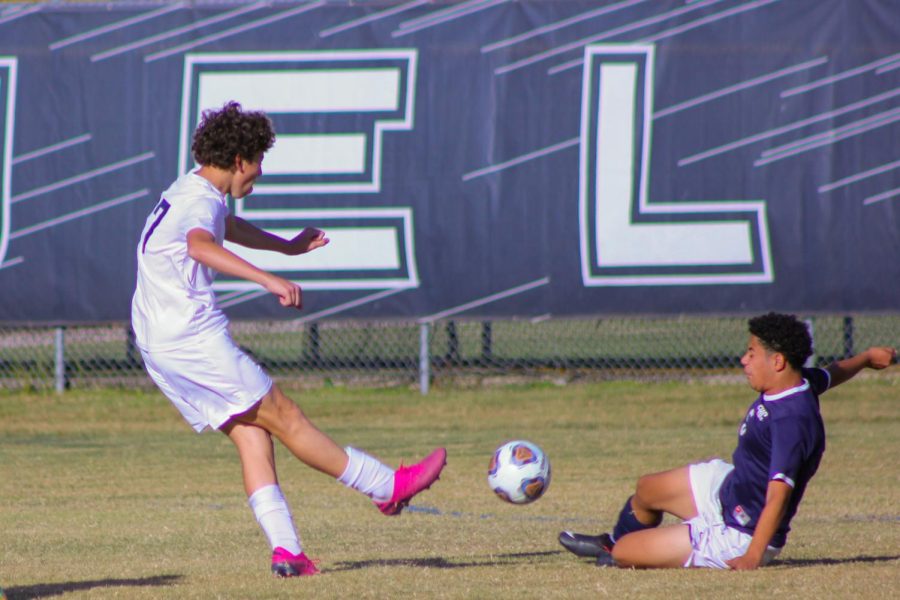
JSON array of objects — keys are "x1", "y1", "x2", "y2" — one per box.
[{"x1": 611, "y1": 495, "x2": 662, "y2": 542}]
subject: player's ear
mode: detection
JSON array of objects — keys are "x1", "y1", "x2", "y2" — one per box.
[
  {"x1": 772, "y1": 351, "x2": 788, "y2": 372},
  {"x1": 232, "y1": 155, "x2": 244, "y2": 173}
]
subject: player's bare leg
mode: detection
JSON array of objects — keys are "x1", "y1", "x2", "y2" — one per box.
[
  {"x1": 231, "y1": 383, "x2": 446, "y2": 516},
  {"x1": 231, "y1": 384, "x2": 349, "y2": 477},
  {"x1": 630, "y1": 465, "x2": 698, "y2": 522},
  {"x1": 223, "y1": 418, "x2": 318, "y2": 576},
  {"x1": 222, "y1": 420, "x2": 278, "y2": 495},
  {"x1": 560, "y1": 464, "x2": 696, "y2": 561},
  {"x1": 611, "y1": 524, "x2": 693, "y2": 568}
]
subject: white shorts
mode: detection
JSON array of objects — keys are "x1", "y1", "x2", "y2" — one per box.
[
  {"x1": 140, "y1": 330, "x2": 272, "y2": 433},
  {"x1": 684, "y1": 459, "x2": 781, "y2": 569}
]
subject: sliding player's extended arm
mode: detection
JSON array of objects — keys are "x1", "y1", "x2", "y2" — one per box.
[
  {"x1": 187, "y1": 228, "x2": 302, "y2": 308},
  {"x1": 225, "y1": 215, "x2": 329, "y2": 256},
  {"x1": 725, "y1": 480, "x2": 791, "y2": 571},
  {"x1": 826, "y1": 347, "x2": 896, "y2": 389}
]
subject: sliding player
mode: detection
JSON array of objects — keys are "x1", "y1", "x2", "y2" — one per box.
[{"x1": 559, "y1": 312, "x2": 895, "y2": 569}]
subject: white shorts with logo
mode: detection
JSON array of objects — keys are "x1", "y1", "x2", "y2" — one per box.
[
  {"x1": 685, "y1": 459, "x2": 782, "y2": 568},
  {"x1": 140, "y1": 330, "x2": 272, "y2": 432}
]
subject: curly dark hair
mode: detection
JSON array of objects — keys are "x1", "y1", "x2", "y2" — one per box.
[
  {"x1": 748, "y1": 312, "x2": 812, "y2": 370},
  {"x1": 191, "y1": 101, "x2": 275, "y2": 169}
]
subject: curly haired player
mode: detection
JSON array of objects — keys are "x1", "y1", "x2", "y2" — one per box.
[
  {"x1": 559, "y1": 312, "x2": 895, "y2": 570},
  {"x1": 132, "y1": 101, "x2": 445, "y2": 577}
]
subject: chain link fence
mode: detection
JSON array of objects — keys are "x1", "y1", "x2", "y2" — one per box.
[{"x1": 2, "y1": 314, "x2": 896, "y2": 393}]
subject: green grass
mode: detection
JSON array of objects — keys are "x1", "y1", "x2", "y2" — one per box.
[{"x1": 0, "y1": 377, "x2": 898, "y2": 599}]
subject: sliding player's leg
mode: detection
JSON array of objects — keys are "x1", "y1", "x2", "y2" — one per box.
[
  {"x1": 560, "y1": 464, "x2": 696, "y2": 562},
  {"x1": 611, "y1": 524, "x2": 693, "y2": 568},
  {"x1": 626, "y1": 464, "x2": 698, "y2": 530}
]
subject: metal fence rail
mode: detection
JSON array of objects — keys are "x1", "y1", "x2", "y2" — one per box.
[{"x1": 1, "y1": 314, "x2": 897, "y2": 393}]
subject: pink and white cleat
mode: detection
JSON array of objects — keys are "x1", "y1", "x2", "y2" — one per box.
[
  {"x1": 375, "y1": 447, "x2": 447, "y2": 516},
  {"x1": 271, "y1": 547, "x2": 320, "y2": 577}
]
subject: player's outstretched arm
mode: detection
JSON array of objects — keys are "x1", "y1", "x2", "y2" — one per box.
[
  {"x1": 187, "y1": 228, "x2": 302, "y2": 308},
  {"x1": 226, "y1": 215, "x2": 329, "y2": 256},
  {"x1": 826, "y1": 346, "x2": 897, "y2": 389}
]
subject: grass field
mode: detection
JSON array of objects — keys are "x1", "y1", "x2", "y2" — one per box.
[{"x1": 1, "y1": 376, "x2": 898, "y2": 599}]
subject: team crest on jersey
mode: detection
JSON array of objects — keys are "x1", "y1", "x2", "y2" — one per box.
[
  {"x1": 756, "y1": 405, "x2": 769, "y2": 421},
  {"x1": 732, "y1": 505, "x2": 751, "y2": 526}
]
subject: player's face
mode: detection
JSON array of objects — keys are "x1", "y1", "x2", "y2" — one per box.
[
  {"x1": 740, "y1": 335, "x2": 777, "y2": 393},
  {"x1": 231, "y1": 155, "x2": 263, "y2": 199}
]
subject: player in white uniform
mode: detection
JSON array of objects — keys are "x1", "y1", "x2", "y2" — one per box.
[
  {"x1": 558, "y1": 312, "x2": 895, "y2": 570},
  {"x1": 132, "y1": 102, "x2": 446, "y2": 577}
]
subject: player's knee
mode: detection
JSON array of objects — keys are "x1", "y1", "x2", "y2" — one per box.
[
  {"x1": 633, "y1": 476, "x2": 670, "y2": 521},
  {"x1": 634, "y1": 474, "x2": 655, "y2": 503},
  {"x1": 268, "y1": 388, "x2": 311, "y2": 433}
]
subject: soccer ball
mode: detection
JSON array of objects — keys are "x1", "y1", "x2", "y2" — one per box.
[{"x1": 487, "y1": 440, "x2": 551, "y2": 504}]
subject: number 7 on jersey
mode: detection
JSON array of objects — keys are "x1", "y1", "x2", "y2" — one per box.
[{"x1": 141, "y1": 199, "x2": 171, "y2": 254}]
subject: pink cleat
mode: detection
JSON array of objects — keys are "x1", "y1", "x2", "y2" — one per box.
[
  {"x1": 271, "y1": 547, "x2": 320, "y2": 577},
  {"x1": 375, "y1": 447, "x2": 447, "y2": 516}
]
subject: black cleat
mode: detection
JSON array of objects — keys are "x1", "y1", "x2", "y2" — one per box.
[
  {"x1": 595, "y1": 546, "x2": 616, "y2": 568},
  {"x1": 558, "y1": 531, "x2": 615, "y2": 558}
]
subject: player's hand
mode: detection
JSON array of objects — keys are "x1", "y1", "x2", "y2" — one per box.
[
  {"x1": 264, "y1": 274, "x2": 303, "y2": 309},
  {"x1": 286, "y1": 227, "x2": 329, "y2": 255},
  {"x1": 866, "y1": 346, "x2": 897, "y2": 369},
  {"x1": 725, "y1": 552, "x2": 762, "y2": 571}
]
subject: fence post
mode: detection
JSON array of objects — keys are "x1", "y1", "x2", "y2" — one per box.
[
  {"x1": 419, "y1": 322, "x2": 430, "y2": 395},
  {"x1": 306, "y1": 322, "x2": 321, "y2": 366},
  {"x1": 126, "y1": 325, "x2": 140, "y2": 367},
  {"x1": 54, "y1": 326, "x2": 66, "y2": 393},
  {"x1": 481, "y1": 320, "x2": 493, "y2": 363},
  {"x1": 803, "y1": 318, "x2": 815, "y2": 367},
  {"x1": 446, "y1": 320, "x2": 460, "y2": 364},
  {"x1": 842, "y1": 316, "x2": 854, "y2": 359}
]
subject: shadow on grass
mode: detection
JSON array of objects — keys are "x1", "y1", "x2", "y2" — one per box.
[
  {"x1": 5, "y1": 574, "x2": 182, "y2": 599},
  {"x1": 771, "y1": 555, "x2": 900, "y2": 568},
  {"x1": 329, "y1": 550, "x2": 562, "y2": 572}
]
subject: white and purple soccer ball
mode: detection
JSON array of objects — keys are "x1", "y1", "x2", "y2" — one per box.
[{"x1": 487, "y1": 440, "x2": 551, "y2": 504}]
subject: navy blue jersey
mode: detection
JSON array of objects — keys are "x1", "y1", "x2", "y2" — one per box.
[{"x1": 719, "y1": 368, "x2": 830, "y2": 547}]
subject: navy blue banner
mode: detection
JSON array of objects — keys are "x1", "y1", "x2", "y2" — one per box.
[{"x1": 0, "y1": 0, "x2": 898, "y2": 322}]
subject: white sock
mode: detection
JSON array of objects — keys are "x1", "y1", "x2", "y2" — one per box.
[
  {"x1": 247, "y1": 484, "x2": 302, "y2": 555},
  {"x1": 337, "y1": 446, "x2": 395, "y2": 502}
]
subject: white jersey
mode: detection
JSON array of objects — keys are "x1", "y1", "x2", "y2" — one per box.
[{"x1": 131, "y1": 171, "x2": 230, "y2": 351}]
